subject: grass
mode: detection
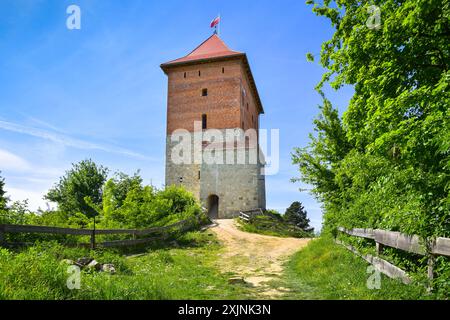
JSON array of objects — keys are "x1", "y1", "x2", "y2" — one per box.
[
  {"x1": 0, "y1": 229, "x2": 437, "y2": 300},
  {"x1": 279, "y1": 236, "x2": 430, "y2": 300},
  {"x1": 119, "y1": 231, "x2": 254, "y2": 299},
  {"x1": 236, "y1": 216, "x2": 312, "y2": 238},
  {"x1": 0, "y1": 231, "x2": 253, "y2": 300}
]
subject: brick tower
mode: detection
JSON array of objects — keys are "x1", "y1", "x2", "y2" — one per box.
[{"x1": 161, "y1": 34, "x2": 266, "y2": 218}]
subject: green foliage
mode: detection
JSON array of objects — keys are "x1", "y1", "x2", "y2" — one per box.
[
  {"x1": 39, "y1": 161, "x2": 197, "y2": 230},
  {"x1": 292, "y1": 100, "x2": 352, "y2": 212},
  {"x1": 265, "y1": 209, "x2": 283, "y2": 219},
  {"x1": 237, "y1": 211, "x2": 313, "y2": 238},
  {"x1": 0, "y1": 200, "x2": 33, "y2": 225},
  {"x1": 1, "y1": 160, "x2": 203, "y2": 244},
  {"x1": 158, "y1": 185, "x2": 199, "y2": 215},
  {"x1": 285, "y1": 237, "x2": 428, "y2": 299},
  {"x1": 0, "y1": 245, "x2": 70, "y2": 299},
  {"x1": 27, "y1": 210, "x2": 70, "y2": 227},
  {"x1": 295, "y1": 0, "x2": 450, "y2": 295},
  {"x1": 44, "y1": 159, "x2": 109, "y2": 219},
  {"x1": 0, "y1": 233, "x2": 253, "y2": 300},
  {"x1": 102, "y1": 171, "x2": 143, "y2": 216},
  {"x1": 101, "y1": 182, "x2": 202, "y2": 229},
  {"x1": 0, "y1": 242, "x2": 132, "y2": 299},
  {"x1": 0, "y1": 171, "x2": 8, "y2": 210},
  {"x1": 284, "y1": 201, "x2": 314, "y2": 232}
]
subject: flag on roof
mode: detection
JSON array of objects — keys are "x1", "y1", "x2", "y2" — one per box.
[{"x1": 210, "y1": 16, "x2": 220, "y2": 28}]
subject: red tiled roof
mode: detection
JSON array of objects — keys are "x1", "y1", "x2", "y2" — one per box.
[
  {"x1": 161, "y1": 34, "x2": 243, "y2": 66},
  {"x1": 160, "y1": 34, "x2": 264, "y2": 114}
]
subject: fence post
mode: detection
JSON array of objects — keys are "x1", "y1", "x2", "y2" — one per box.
[
  {"x1": 427, "y1": 254, "x2": 435, "y2": 292},
  {"x1": 376, "y1": 242, "x2": 383, "y2": 256},
  {"x1": 90, "y1": 229, "x2": 96, "y2": 250}
]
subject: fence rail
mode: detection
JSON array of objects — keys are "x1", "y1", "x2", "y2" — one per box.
[
  {"x1": 337, "y1": 226, "x2": 450, "y2": 288},
  {"x1": 432, "y1": 237, "x2": 450, "y2": 256},
  {"x1": 0, "y1": 215, "x2": 202, "y2": 249},
  {"x1": 239, "y1": 208, "x2": 264, "y2": 222},
  {"x1": 335, "y1": 239, "x2": 412, "y2": 284}
]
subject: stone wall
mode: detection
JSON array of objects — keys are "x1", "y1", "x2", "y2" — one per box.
[
  {"x1": 165, "y1": 130, "x2": 266, "y2": 218},
  {"x1": 199, "y1": 157, "x2": 264, "y2": 218}
]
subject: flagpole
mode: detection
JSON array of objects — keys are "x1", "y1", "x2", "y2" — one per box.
[
  {"x1": 218, "y1": 14, "x2": 221, "y2": 36},
  {"x1": 211, "y1": 15, "x2": 221, "y2": 35}
]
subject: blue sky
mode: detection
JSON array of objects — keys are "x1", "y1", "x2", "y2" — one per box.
[{"x1": 0, "y1": 0, "x2": 353, "y2": 231}]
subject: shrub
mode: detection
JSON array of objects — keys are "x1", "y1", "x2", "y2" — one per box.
[
  {"x1": 100, "y1": 184, "x2": 202, "y2": 229},
  {"x1": 238, "y1": 213, "x2": 313, "y2": 238}
]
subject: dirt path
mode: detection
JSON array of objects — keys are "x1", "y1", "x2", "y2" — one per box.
[{"x1": 210, "y1": 219, "x2": 311, "y2": 298}]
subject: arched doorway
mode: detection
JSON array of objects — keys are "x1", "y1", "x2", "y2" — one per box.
[{"x1": 207, "y1": 194, "x2": 219, "y2": 219}]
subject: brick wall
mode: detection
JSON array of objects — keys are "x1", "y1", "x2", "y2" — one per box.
[{"x1": 165, "y1": 59, "x2": 260, "y2": 134}]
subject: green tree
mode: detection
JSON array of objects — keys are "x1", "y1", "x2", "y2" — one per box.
[
  {"x1": 103, "y1": 171, "x2": 143, "y2": 212},
  {"x1": 284, "y1": 201, "x2": 314, "y2": 232},
  {"x1": 44, "y1": 159, "x2": 109, "y2": 219},
  {"x1": 292, "y1": 99, "x2": 351, "y2": 205},
  {"x1": 102, "y1": 171, "x2": 143, "y2": 226},
  {"x1": 101, "y1": 183, "x2": 201, "y2": 229},
  {"x1": 0, "y1": 200, "x2": 32, "y2": 225},
  {"x1": 296, "y1": 0, "x2": 449, "y2": 296},
  {"x1": 294, "y1": 0, "x2": 450, "y2": 236},
  {"x1": 0, "y1": 172, "x2": 8, "y2": 210}
]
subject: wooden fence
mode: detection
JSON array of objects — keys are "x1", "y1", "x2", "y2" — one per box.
[
  {"x1": 0, "y1": 215, "x2": 203, "y2": 249},
  {"x1": 239, "y1": 208, "x2": 264, "y2": 222},
  {"x1": 337, "y1": 227, "x2": 450, "y2": 287}
]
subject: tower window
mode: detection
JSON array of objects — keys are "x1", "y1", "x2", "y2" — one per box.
[
  {"x1": 198, "y1": 171, "x2": 201, "y2": 180},
  {"x1": 184, "y1": 72, "x2": 186, "y2": 78},
  {"x1": 247, "y1": 103, "x2": 249, "y2": 110},
  {"x1": 222, "y1": 67, "x2": 225, "y2": 73},
  {"x1": 198, "y1": 70, "x2": 201, "y2": 76},
  {"x1": 202, "y1": 88, "x2": 208, "y2": 96},
  {"x1": 202, "y1": 114, "x2": 207, "y2": 129}
]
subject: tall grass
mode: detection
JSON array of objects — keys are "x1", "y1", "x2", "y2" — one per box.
[
  {"x1": 283, "y1": 237, "x2": 429, "y2": 300},
  {"x1": 0, "y1": 232, "x2": 253, "y2": 300}
]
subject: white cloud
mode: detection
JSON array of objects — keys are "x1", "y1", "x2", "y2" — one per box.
[
  {"x1": 0, "y1": 149, "x2": 31, "y2": 171},
  {"x1": 5, "y1": 187, "x2": 54, "y2": 211},
  {"x1": 26, "y1": 116, "x2": 67, "y2": 134},
  {"x1": 0, "y1": 148, "x2": 60, "y2": 211},
  {"x1": 0, "y1": 119, "x2": 152, "y2": 160}
]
